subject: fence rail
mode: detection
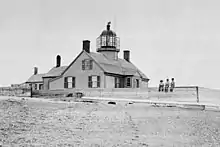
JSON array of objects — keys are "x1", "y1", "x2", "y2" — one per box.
[
  {"x1": 0, "y1": 86, "x2": 200, "y2": 103},
  {"x1": 31, "y1": 88, "x2": 149, "y2": 98},
  {"x1": 175, "y1": 86, "x2": 199, "y2": 102}
]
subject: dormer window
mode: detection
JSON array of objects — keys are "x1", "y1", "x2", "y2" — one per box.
[{"x1": 82, "y1": 59, "x2": 93, "y2": 70}]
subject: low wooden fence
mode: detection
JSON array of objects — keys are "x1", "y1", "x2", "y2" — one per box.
[
  {"x1": 32, "y1": 88, "x2": 149, "y2": 98},
  {"x1": 1, "y1": 86, "x2": 200, "y2": 103},
  {"x1": 148, "y1": 86, "x2": 199, "y2": 102}
]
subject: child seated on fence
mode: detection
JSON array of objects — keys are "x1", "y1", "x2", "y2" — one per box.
[
  {"x1": 165, "y1": 79, "x2": 170, "y2": 93},
  {"x1": 158, "y1": 80, "x2": 164, "y2": 92},
  {"x1": 170, "y1": 78, "x2": 175, "y2": 92}
]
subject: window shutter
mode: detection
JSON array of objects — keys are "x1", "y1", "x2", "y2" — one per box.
[
  {"x1": 114, "y1": 77, "x2": 117, "y2": 88},
  {"x1": 89, "y1": 60, "x2": 93, "y2": 70},
  {"x1": 126, "y1": 78, "x2": 131, "y2": 87},
  {"x1": 72, "y1": 77, "x2": 75, "y2": 88},
  {"x1": 82, "y1": 60, "x2": 85, "y2": 70},
  {"x1": 88, "y1": 76, "x2": 92, "y2": 88},
  {"x1": 39, "y1": 84, "x2": 43, "y2": 90},
  {"x1": 64, "y1": 77, "x2": 68, "y2": 88},
  {"x1": 97, "y1": 76, "x2": 100, "y2": 87},
  {"x1": 64, "y1": 77, "x2": 68, "y2": 82},
  {"x1": 136, "y1": 79, "x2": 139, "y2": 88}
]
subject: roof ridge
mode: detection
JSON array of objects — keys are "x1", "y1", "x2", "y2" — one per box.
[
  {"x1": 34, "y1": 73, "x2": 46, "y2": 75},
  {"x1": 91, "y1": 51, "x2": 126, "y2": 60}
]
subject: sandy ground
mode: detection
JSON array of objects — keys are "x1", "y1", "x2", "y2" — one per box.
[{"x1": 1, "y1": 98, "x2": 220, "y2": 147}]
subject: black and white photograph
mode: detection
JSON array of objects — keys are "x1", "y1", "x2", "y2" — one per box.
[{"x1": 0, "y1": 0, "x2": 220, "y2": 146}]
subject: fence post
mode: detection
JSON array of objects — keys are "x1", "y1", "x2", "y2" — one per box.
[{"x1": 196, "y1": 86, "x2": 199, "y2": 103}]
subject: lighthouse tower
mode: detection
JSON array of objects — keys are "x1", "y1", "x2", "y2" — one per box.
[{"x1": 96, "y1": 22, "x2": 120, "y2": 60}]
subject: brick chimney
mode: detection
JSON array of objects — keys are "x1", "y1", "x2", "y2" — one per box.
[
  {"x1": 56, "y1": 55, "x2": 61, "y2": 67},
  {"x1": 124, "y1": 50, "x2": 130, "y2": 62},
  {"x1": 34, "y1": 67, "x2": 38, "y2": 75},
  {"x1": 83, "y1": 40, "x2": 90, "y2": 53}
]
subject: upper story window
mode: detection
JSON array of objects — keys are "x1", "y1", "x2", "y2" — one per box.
[
  {"x1": 88, "y1": 75, "x2": 100, "y2": 88},
  {"x1": 64, "y1": 77, "x2": 75, "y2": 88},
  {"x1": 82, "y1": 59, "x2": 93, "y2": 70}
]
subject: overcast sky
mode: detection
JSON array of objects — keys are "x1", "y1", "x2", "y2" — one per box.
[{"x1": 0, "y1": 0, "x2": 220, "y2": 89}]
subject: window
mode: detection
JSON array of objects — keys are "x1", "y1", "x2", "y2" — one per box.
[
  {"x1": 88, "y1": 76, "x2": 100, "y2": 88},
  {"x1": 39, "y1": 84, "x2": 43, "y2": 90},
  {"x1": 114, "y1": 77, "x2": 124, "y2": 88},
  {"x1": 126, "y1": 77, "x2": 131, "y2": 87},
  {"x1": 112, "y1": 37, "x2": 116, "y2": 46},
  {"x1": 136, "y1": 79, "x2": 139, "y2": 88},
  {"x1": 34, "y1": 84, "x2": 37, "y2": 90},
  {"x1": 101, "y1": 36, "x2": 106, "y2": 46},
  {"x1": 115, "y1": 77, "x2": 120, "y2": 88},
  {"x1": 106, "y1": 36, "x2": 111, "y2": 46},
  {"x1": 82, "y1": 59, "x2": 93, "y2": 70},
  {"x1": 109, "y1": 36, "x2": 113, "y2": 46},
  {"x1": 64, "y1": 77, "x2": 75, "y2": 88}
]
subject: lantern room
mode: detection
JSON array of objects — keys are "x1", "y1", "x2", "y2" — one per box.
[{"x1": 96, "y1": 22, "x2": 120, "y2": 52}]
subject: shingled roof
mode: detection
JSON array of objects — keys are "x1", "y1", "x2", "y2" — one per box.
[
  {"x1": 88, "y1": 52, "x2": 149, "y2": 80},
  {"x1": 26, "y1": 74, "x2": 45, "y2": 83},
  {"x1": 27, "y1": 51, "x2": 149, "y2": 83},
  {"x1": 26, "y1": 66, "x2": 68, "y2": 83},
  {"x1": 43, "y1": 66, "x2": 67, "y2": 77}
]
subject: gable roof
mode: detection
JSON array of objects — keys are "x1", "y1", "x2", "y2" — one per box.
[
  {"x1": 87, "y1": 52, "x2": 149, "y2": 80},
  {"x1": 26, "y1": 74, "x2": 45, "y2": 83},
  {"x1": 50, "y1": 51, "x2": 85, "y2": 82},
  {"x1": 58, "y1": 51, "x2": 85, "y2": 76},
  {"x1": 50, "y1": 50, "x2": 149, "y2": 82},
  {"x1": 43, "y1": 66, "x2": 68, "y2": 77}
]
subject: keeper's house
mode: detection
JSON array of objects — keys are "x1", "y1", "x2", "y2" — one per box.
[{"x1": 26, "y1": 23, "x2": 150, "y2": 90}]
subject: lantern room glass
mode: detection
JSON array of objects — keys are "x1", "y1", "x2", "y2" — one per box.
[{"x1": 96, "y1": 35, "x2": 120, "y2": 49}]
